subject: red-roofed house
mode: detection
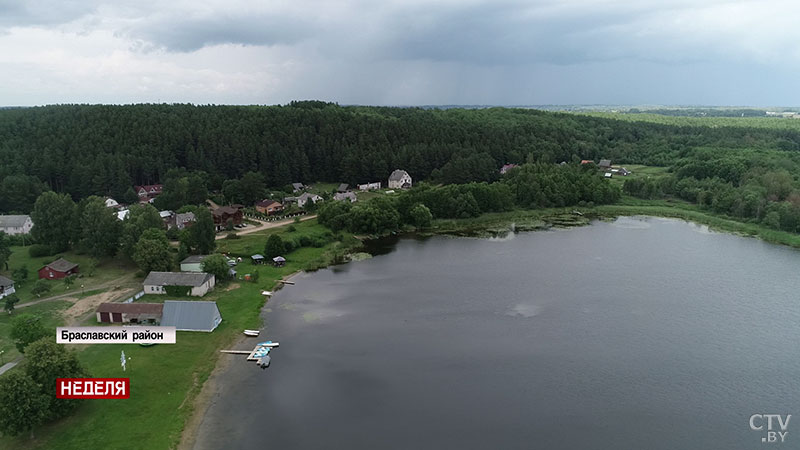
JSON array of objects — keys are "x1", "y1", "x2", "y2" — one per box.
[{"x1": 135, "y1": 184, "x2": 163, "y2": 201}]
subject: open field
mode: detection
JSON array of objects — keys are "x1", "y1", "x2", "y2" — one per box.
[{"x1": 581, "y1": 112, "x2": 800, "y2": 130}]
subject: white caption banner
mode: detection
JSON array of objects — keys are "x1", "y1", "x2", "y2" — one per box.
[{"x1": 57, "y1": 326, "x2": 177, "y2": 344}]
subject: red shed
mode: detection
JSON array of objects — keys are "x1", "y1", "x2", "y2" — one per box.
[{"x1": 38, "y1": 258, "x2": 80, "y2": 280}]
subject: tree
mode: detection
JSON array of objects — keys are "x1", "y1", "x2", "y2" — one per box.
[
  {"x1": 0, "y1": 371, "x2": 49, "y2": 438},
  {"x1": 121, "y1": 203, "x2": 164, "y2": 257},
  {"x1": 30, "y1": 192, "x2": 76, "y2": 253},
  {"x1": 201, "y1": 254, "x2": 230, "y2": 282},
  {"x1": 264, "y1": 234, "x2": 284, "y2": 259},
  {"x1": 0, "y1": 231, "x2": 10, "y2": 270},
  {"x1": 190, "y1": 208, "x2": 216, "y2": 254},
  {"x1": 410, "y1": 203, "x2": 433, "y2": 229},
  {"x1": 12, "y1": 265, "x2": 28, "y2": 286},
  {"x1": 10, "y1": 314, "x2": 49, "y2": 353},
  {"x1": 25, "y1": 338, "x2": 89, "y2": 420},
  {"x1": 133, "y1": 229, "x2": 173, "y2": 274},
  {"x1": 85, "y1": 259, "x2": 98, "y2": 277},
  {"x1": 4, "y1": 293, "x2": 20, "y2": 314},
  {"x1": 63, "y1": 274, "x2": 76, "y2": 290},
  {"x1": 122, "y1": 186, "x2": 139, "y2": 205},
  {"x1": 31, "y1": 279, "x2": 51, "y2": 298},
  {"x1": 79, "y1": 196, "x2": 122, "y2": 257}
]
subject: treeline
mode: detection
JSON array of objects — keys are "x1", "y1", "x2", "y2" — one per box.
[
  {"x1": 319, "y1": 163, "x2": 621, "y2": 234},
  {"x1": 623, "y1": 148, "x2": 800, "y2": 232},
  {"x1": 4, "y1": 103, "x2": 800, "y2": 213}
]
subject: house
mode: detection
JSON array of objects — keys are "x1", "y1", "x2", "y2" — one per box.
[
  {"x1": 38, "y1": 258, "x2": 79, "y2": 280},
  {"x1": 161, "y1": 300, "x2": 222, "y2": 332},
  {"x1": 211, "y1": 205, "x2": 243, "y2": 231},
  {"x1": 251, "y1": 254, "x2": 265, "y2": 265},
  {"x1": 255, "y1": 200, "x2": 283, "y2": 215},
  {"x1": 0, "y1": 276, "x2": 15, "y2": 300},
  {"x1": 180, "y1": 255, "x2": 208, "y2": 272},
  {"x1": 580, "y1": 160, "x2": 594, "y2": 165},
  {"x1": 104, "y1": 198, "x2": 121, "y2": 209},
  {"x1": 599, "y1": 159, "x2": 612, "y2": 170},
  {"x1": 333, "y1": 192, "x2": 357, "y2": 203},
  {"x1": 292, "y1": 182, "x2": 305, "y2": 193},
  {"x1": 143, "y1": 271, "x2": 215, "y2": 297},
  {"x1": 160, "y1": 210, "x2": 175, "y2": 228},
  {"x1": 500, "y1": 164, "x2": 519, "y2": 175},
  {"x1": 117, "y1": 209, "x2": 130, "y2": 221},
  {"x1": 337, "y1": 184, "x2": 349, "y2": 193},
  {"x1": 135, "y1": 184, "x2": 163, "y2": 200},
  {"x1": 388, "y1": 169, "x2": 412, "y2": 189},
  {"x1": 0, "y1": 215, "x2": 33, "y2": 235},
  {"x1": 96, "y1": 303, "x2": 163, "y2": 324},
  {"x1": 272, "y1": 256, "x2": 286, "y2": 267},
  {"x1": 358, "y1": 182, "x2": 381, "y2": 191},
  {"x1": 175, "y1": 212, "x2": 196, "y2": 230},
  {"x1": 296, "y1": 193, "x2": 322, "y2": 208}
]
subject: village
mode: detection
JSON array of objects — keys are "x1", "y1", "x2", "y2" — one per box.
[{"x1": 0, "y1": 169, "x2": 416, "y2": 371}]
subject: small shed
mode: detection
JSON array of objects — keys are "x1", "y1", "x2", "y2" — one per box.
[
  {"x1": 161, "y1": 300, "x2": 222, "y2": 332},
  {"x1": 273, "y1": 256, "x2": 286, "y2": 267},
  {"x1": 0, "y1": 275, "x2": 15, "y2": 300},
  {"x1": 180, "y1": 255, "x2": 208, "y2": 272},
  {"x1": 337, "y1": 183, "x2": 349, "y2": 193},
  {"x1": 38, "y1": 258, "x2": 79, "y2": 280},
  {"x1": 251, "y1": 254, "x2": 265, "y2": 265},
  {"x1": 599, "y1": 159, "x2": 612, "y2": 169}
]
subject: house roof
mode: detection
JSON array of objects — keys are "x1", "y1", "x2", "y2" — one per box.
[
  {"x1": 297, "y1": 192, "x2": 321, "y2": 202},
  {"x1": 272, "y1": 256, "x2": 286, "y2": 262},
  {"x1": 143, "y1": 271, "x2": 214, "y2": 287},
  {"x1": 0, "y1": 215, "x2": 31, "y2": 228},
  {"x1": 255, "y1": 199, "x2": 281, "y2": 208},
  {"x1": 97, "y1": 303, "x2": 163, "y2": 315},
  {"x1": 292, "y1": 182, "x2": 304, "y2": 189},
  {"x1": 389, "y1": 169, "x2": 410, "y2": 181},
  {"x1": 337, "y1": 183, "x2": 349, "y2": 192},
  {"x1": 333, "y1": 192, "x2": 357, "y2": 202},
  {"x1": 159, "y1": 210, "x2": 174, "y2": 218},
  {"x1": 135, "y1": 184, "x2": 163, "y2": 192},
  {"x1": 0, "y1": 275, "x2": 13, "y2": 288},
  {"x1": 599, "y1": 159, "x2": 612, "y2": 167},
  {"x1": 176, "y1": 212, "x2": 195, "y2": 223},
  {"x1": 161, "y1": 300, "x2": 222, "y2": 332},
  {"x1": 45, "y1": 258, "x2": 78, "y2": 273},
  {"x1": 251, "y1": 254, "x2": 264, "y2": 260},
  {"x1": 212, "y1": 206, "x2": 241, "y2": 216},
  {"x1": 181, "y1": 255, "x2": 208, "y2": 264}
]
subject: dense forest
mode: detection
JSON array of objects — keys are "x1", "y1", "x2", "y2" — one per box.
[{"x1": 4, "y1": 102, "x2": 800, "y2": 215}]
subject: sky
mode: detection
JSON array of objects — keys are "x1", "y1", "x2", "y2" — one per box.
[{"x1": 0, "y1": 0, "x2": 798, "y2": 106}]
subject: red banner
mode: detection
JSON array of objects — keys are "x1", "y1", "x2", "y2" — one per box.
[{"x1": 56, "y1": 378, "x2": 130, "y2": 399}]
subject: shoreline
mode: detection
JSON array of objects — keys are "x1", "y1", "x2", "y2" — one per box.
[
  {"x1": 178, "y1": 271, "x2": 301, "y2": 450},
  {"x1": 176, "y1": 205, "x2": 800, "y2": 448}
]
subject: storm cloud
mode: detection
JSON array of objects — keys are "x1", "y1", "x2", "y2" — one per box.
[{"x1": 0, "y1": 0, "x2": 798, "y2": 105}]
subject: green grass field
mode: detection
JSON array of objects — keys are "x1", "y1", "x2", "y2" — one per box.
[
  {"x1": 581, "y1": 112, "x2": 800, "y2": 131},
  {"x1": 0, "y1": 300, "x2": 71, "y2": 363},
  {"x1": 1, "y1": 249, "x2": 134, "y2": 304}
]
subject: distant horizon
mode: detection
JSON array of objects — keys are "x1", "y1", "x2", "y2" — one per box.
[{"x1": 2, "y1": 103, "x2": 800, "y2": 110}]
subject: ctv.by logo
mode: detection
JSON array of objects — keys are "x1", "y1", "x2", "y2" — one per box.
[{"x1": 750, "y1": 414, "x2": 791, "y2": 444}]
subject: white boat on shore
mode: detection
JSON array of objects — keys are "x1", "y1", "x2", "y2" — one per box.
[{"x1": 243, "y1": 329, "x2": 260, "y2": 337}]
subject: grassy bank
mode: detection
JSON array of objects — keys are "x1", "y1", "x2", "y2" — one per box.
[{"x1": 0, "y1": 219, "x2": 360, "y2": 450}]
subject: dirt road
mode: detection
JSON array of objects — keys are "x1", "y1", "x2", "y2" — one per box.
[{"x1": 215, "y1": 214, "x2": 317, "y2": 240}]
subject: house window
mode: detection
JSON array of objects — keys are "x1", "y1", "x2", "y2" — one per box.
[{"x1": 49, "y1": 272, "x2": 54, "y2": 278}]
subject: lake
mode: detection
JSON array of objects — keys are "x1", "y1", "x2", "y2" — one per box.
[{"x1": 193, "y1": 217, "x2": 800, "y2": 449}]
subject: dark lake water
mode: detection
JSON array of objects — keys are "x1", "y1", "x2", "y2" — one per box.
[{"x1": 193, "y1": 217, "x2": 800, "y2": 449}]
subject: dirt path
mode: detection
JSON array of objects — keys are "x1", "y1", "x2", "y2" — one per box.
[
  {"x1": 62, "y1": 287, "x2": 139, "y2": 326},
  {"x1": 16, "y1": 273, "x2": 139, "y2": 309},
  {"x1": 215, "y1": 214, "x2": 317, "y2": 240}
]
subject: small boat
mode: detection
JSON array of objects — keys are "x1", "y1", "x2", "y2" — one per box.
[
  {"x1": 139, "y1": 342, "x2": 157, "y2": 347},
  {"x1": 243, "y1": 329, "x2": 260, "y2": 337}
]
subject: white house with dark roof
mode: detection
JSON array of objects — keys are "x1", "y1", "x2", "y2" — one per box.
[
  {"x1": 388, "y1": 170, "x2": 412, "y2": 189},
  {"x1": 180, "y1": 255, "x2": 208, "y2": 272},
  {"x1": 0, "y1": 215, "x2": 33, "y2": 235},
  {"x1": 333, "y1": 192, "x2": 357, "y2": 203},
  {"x1": 0, "y1": 276, "x2": 15, "y2": 300},
  {"x1": 143, "y1": 271, "x2": 215, "y2": 297}
]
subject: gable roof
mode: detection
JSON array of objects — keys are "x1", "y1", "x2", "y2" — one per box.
[
  {"x1": 389, "y1": 169, "x2": 409, "y2": 181},
  {"x1": 97, "y1": 303, "x2": 163, "y2": 315},
  {"x1": 333, "y1": 192, "x2": 357, "y2": 202},
  {"x1": 297, "y1": 192, "x2": 321, "y2": 202},
  {"x1": 0, "y1": 275, "x2": 13, "y2": 288},
  {"x1": 292, "y1": 182, "x2": 304, "y2": 190},
  {"x1": 255, "y1": 199, "x2": 281, "y2": 208},
  {"x1": 181, "y1": 255, "x2": 208, "y2": 264},
  {"x1": 599, "y1": 159, "x2": 612, "y2": 167},
  {"x1": 0, "y1": 215, "x2": 31, "y2": 228},
  {"x1": 45, "y1": 258, "x2": 78, "y2": 273},
  {"x1": 161, "y1": 300, "x2": 222, "y2": 332},
  {"x1": 212, "y1": 205, "x2": 241, "y2": 216},
  {"x1": 175, "y1": 212, "x2": 195, "y2": 223},
  {"x1": 337, "y1": 183, "x2": 349, "y2": 192},
  {"x1": 143, "y1": 271, "x2": 213, "y2": 287}
]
